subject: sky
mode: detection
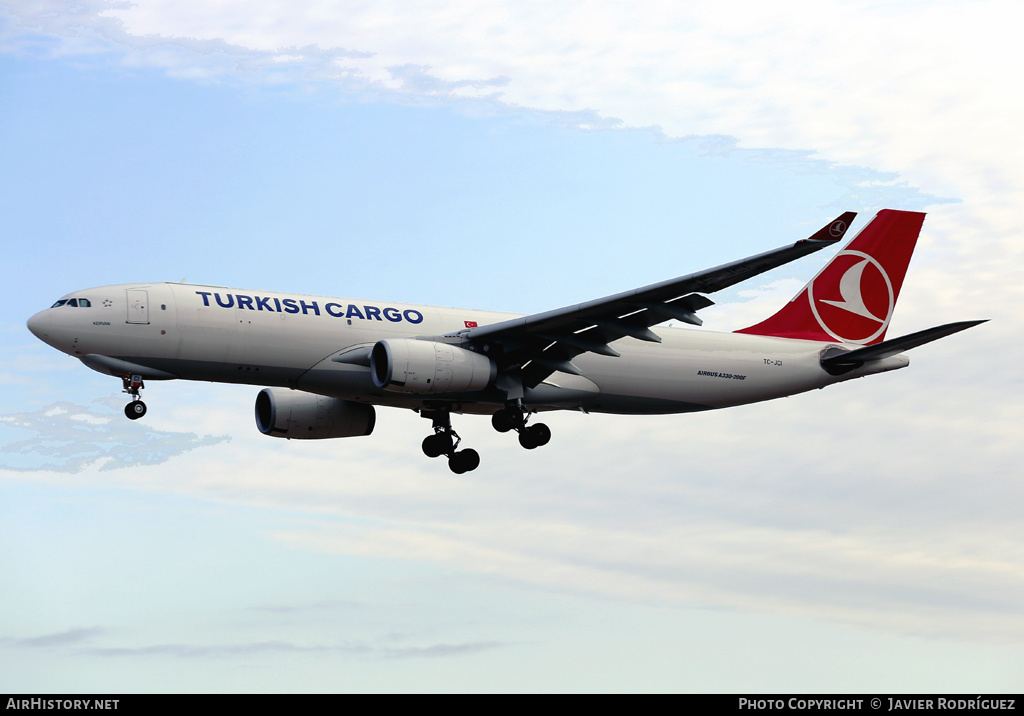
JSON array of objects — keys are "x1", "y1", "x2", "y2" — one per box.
[{"x1": 1, "y1": 0, "x2": 1023, "y2": 693}]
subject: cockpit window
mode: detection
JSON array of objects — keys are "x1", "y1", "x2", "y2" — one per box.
[{"x1": 50, "y1": 297, "x2": 91, "y2": 308}]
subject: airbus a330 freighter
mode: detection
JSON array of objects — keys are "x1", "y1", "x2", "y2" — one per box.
[{"x1": 27, "y1": 210, "x2": 983, "y2": 473}]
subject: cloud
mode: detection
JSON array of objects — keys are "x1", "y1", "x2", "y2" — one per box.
[
  {"x1": 41, "y1": 637, "x2": 504, "y2": 660},
  {"x1": 82, "y1": 377, "x2": 1015, "y2": 646},
  {"x1": 249, "y1": 600, "x2": 366, "y2": 615},
  {"x1": 386, "y1": 63, "x2": 510, "y2": 96},
  {"x1": 3, "y1": 627, "x2": 104, "y2": 648},
  {"x1": 80, "y1": 640, "x2": 506, "y2": 659},
  {"x1": 0, "y1": 622, "x2": 508, "y2": 660},
  {"x1": 382, "y1": 641, "x2": 505, "y2": 659},
  {"x1": 0, "y1": 400, "x2": 229, "y2": 473},
  {"x1": 21, "y1": 1, "x2": 1012, "y2": 192},
  {"x1": 0, "y1": 0, "x2": 966, "y2": 211},
  {"x1": 80, "y1": 640, "x2": 364, "y2": 658}
]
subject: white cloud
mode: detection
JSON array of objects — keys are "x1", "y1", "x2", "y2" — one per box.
[
  {"x1": 77, "y1": 1, "x2": 1019, "y2": 192},
  {"x1": 0, "y1": 400, "x2": 229, "y2": 472},
  {"x1": 10, "y1": 377, "x2": 1014, "y2": 644},
  {"x1": 7, "y1": 1, "x2": 1020, "y2": 198}
]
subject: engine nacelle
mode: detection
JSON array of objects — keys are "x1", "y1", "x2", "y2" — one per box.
[
  {"x1": 255, "y1": 388, "x2": 375, "y2": 439},
  {"x1": 370, "y1": 339, "x2": 496, "y2": 394}
]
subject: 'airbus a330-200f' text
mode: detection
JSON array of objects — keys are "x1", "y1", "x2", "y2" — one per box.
[{"x1": 27, "y1": 210, "x2": 984, "y2": 473}]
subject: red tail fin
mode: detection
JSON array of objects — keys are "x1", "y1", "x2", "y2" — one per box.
[{"x1": 735, "y1": 210, "x2": 924, "y2": 345}]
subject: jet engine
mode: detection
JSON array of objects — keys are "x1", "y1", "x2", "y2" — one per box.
[
  {"x1": 370, "y1": 339, "x2": 496, "y2": 394},
  {"x1": 255, "y1": 388, "x2": 375, "y2": 439}
]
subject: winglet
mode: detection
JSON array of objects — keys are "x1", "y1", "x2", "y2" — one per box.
[{"x1": 801, "y1": 211, "x2": 857, "y2": 246}]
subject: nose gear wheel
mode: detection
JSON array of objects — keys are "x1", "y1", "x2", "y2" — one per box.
[{"x1": 122, "y1": 374, "x2": 147, "y2": 420}]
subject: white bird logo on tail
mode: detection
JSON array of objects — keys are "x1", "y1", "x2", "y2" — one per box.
[{"x1": 820, "y1": 259, "x2": 885, "y2": 322}]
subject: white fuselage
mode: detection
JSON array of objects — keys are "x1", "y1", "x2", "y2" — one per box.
[{"x1": 27, "y1": 282, "x2": 909, "y2": 415}]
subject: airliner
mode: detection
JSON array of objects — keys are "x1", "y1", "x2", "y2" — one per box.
[{"x1": 26, "y1": 210, "x2": 983, "y2": 473}]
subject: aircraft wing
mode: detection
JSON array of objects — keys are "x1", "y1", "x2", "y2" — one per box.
[{"x1": 457, "y1": 212, "x2": 857, "y2": 390}]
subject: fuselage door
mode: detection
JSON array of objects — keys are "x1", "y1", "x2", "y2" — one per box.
[{"x1": 126, "y1": 289, "x2": 150, "y2": 324}]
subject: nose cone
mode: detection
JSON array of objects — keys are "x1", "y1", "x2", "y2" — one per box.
[{"x1": 27, "y1": 310, "x2": 50, "y2": 340}]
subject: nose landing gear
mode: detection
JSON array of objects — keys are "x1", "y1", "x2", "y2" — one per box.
[
  {"x1": 122, "y1": 374, "x2": 147, "y2": 420},
  {"x1": 491, "y1": 403, "x2": 550, "y2": 450},
  {"x1": 421, "y1": 409, "x2": 480, "y2": 474}
]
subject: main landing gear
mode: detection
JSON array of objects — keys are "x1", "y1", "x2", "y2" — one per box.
[
  {"x1": 419, "y1": 403, "x2": 551, "y2": 473},
  {"x1": 122, "y1": 374, "x2": 147, "y2": 420},
  {"x1": 491, "y1": 403, "x2": 551, "y2": 450},
  {"x1": 421, "y1": 409, "x2": 480, "y2": 474}
]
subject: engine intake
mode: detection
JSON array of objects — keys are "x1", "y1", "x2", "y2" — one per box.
[
  {"x1": 255, "y1": 388, "x2": 375, "y2": 439},
  {"x1": 370, "y1": 339, "x2": 496, "y2": 394}
]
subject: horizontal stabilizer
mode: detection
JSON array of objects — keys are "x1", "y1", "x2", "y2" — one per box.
[{"x1": 821, "y1": 320, "x2": 987, "y2": 374}]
